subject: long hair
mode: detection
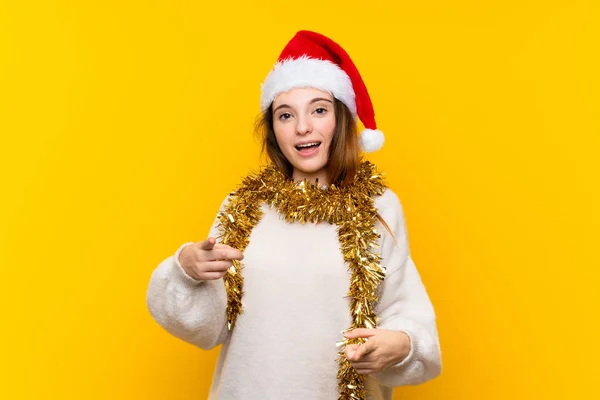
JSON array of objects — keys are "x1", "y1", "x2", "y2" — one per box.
[{"x1": 255, "y1": 98, "x2": 361, "y2": 187}]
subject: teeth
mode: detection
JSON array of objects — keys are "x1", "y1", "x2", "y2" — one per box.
[{"x1": 297, "y1": 142, "x2": 319, "y2": 148}]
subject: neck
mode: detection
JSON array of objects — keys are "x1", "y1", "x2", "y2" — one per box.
[{"x1": 292, "y1": 168, "x2": 329, "y2": 187}]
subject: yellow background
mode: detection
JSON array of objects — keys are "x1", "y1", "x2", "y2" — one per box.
[{"x1": 1, "y1": 1, "x2": 599, "y2": 399}]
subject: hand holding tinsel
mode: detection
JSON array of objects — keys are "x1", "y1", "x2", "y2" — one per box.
[{"x1": 343, "y1": 328, "x2": 411, "y2": 375}]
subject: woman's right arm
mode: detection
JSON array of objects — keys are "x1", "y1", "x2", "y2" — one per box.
[{"x1": 146, "y1": 197, "x2": 238, "y2": 350}]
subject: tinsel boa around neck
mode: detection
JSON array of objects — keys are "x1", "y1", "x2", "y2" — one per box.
[{"x1": 216, "y1": 160, "x2": 388, "y2": 400}]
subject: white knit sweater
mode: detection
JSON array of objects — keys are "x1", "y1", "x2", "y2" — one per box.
[{"x1": 146, "y1": 188, "x2": 441, "y2": 399}]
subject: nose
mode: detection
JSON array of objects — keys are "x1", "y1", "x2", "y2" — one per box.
[{"x1": 296, "y1": 115, "x2": 312, "y2": 136}]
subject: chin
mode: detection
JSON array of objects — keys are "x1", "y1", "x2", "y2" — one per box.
[{"x1": 291, "y1": 160, "x2": 327, "y2": 174}]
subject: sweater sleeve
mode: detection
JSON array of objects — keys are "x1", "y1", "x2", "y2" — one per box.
[
  {"x1": 370, "y1": 189, "x2": 442, "y2": 387},
  {"x1": 145, "y1": 196, "x2": 230, "y2": 350}
]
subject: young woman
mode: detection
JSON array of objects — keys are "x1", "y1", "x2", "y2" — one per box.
[{"x1": 147, "y1": 30, "x2": 441, "y2": 400}]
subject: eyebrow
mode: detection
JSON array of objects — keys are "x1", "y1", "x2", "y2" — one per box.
[{"x1": 273, "y1": 97, "x2": 334, "y2": 113}]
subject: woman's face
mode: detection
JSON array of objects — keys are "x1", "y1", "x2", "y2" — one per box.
[{"x1": 272, "y1": 87, "x2": 336, "y2": 184}]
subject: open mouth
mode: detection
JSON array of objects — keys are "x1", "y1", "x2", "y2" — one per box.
[{"x1": 295, "y1": 142, "x2": 321, "y2": 151}]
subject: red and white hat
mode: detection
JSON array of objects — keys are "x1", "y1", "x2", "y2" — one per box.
[{"x1": 260, "y1": 30, "x2": 385, "y2": 153}]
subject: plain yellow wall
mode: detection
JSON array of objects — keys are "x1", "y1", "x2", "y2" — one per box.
[{"x1": 1, "y1": 1, "x2": 599, "y2": 399}]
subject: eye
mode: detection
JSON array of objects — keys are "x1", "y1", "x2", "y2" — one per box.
[
  {"x1": 314, "y1": 107, "x2": 328, "y2": 115},
  {"x1": 278, "y1": 112, "x2": 292, "y2": 121}
]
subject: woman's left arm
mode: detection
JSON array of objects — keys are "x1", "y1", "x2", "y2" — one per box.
[{"x1": 345, "y1": 189, "x2": 442, "y2": 387}]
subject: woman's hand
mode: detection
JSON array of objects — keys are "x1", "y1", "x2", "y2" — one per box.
[
  {"x1": 178, "y1": 237, "x2": 244, "y2": 281},
  {"x1": 344, "y1": 328, "x2": 411, "y2": 375}
]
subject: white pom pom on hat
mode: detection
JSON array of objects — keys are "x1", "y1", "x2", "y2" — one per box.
[
  {"x1": 359, "y1": 129, "x2": 385, "y2": 153},
  {"x1": 260, "y1": 30, "x2": 385, "y2": 153}
]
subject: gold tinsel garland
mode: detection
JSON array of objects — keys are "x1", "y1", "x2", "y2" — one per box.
[{"x1": 216, "y1": 161, "x2": 387, "y2": 400}]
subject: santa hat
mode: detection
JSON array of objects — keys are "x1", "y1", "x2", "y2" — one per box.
[{"x1": 260, "y1": 30, "x2": 384, "y2": 153}]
